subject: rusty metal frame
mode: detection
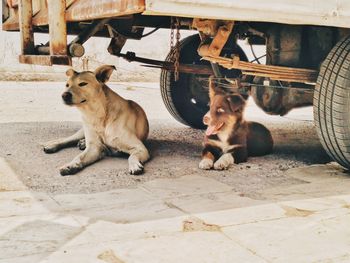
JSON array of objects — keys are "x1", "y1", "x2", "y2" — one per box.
[
  {"x1": 202, "y1": 55, "x2": 318, "y2": 83},
  {"x1": 18, "y1": 0, "x2": 72, "y2": 66},
  {"x1": 193, "y1": 18, "x2": 234, "y2": 57},
  {"x1": 114, "y1": 51, "x2": 212, "y2": 74},
  {"x1": 19, "y1": 55, "x2": 71, "y2": 65},
  {"x1": 5, "y1": 0, "x2": 145, "y2": 65},
  {"x1": 193, "y1": 18, "x2": 318, "y2": 83},
  {"x1": 48, "y1": 0, "x2": 67, "y2": 56},
  {"x1": 3, "y1": 0, "x2": 145, "y2": 30},
  {"x1": 18, "y1": 0, "x2": 34, "y2": 55},
  {"x1": 33, "y1": 18, "x2": 111, "y2": 58},
  {"x1": 115, "y1": 50, "x2": 318, "y2": 84}
]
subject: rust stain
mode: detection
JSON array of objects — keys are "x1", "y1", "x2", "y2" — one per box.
[
  {"x1": 19, "y1": 54, "x2": 71, "y2": 66},
  {"x1": 66, "y1": 0, "x2": 145, "y2": 22},
  {"x1": 50, "y1": 42, "x2": 68, "y2": 56},
  {"x1": 48, "y1": 0, "x2": 67, "y2": 55},
  {"x1": 281, "y1": 205, "x2": 315, "y2": 217},
  {"x1": 4, "y1": 0, "x2": 145, "y2": 30},
  {"x1": 182, "y1": 217, "x2": 221, "y2": 232},
  {"x1": 97, "y1": 249, "x2": 125, "y2": 263}
]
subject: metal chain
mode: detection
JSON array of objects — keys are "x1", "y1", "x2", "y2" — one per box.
[
  {"x1": 174, "y1": 17, "x2": 181, "y2": 81},
  {"x1": 170, "y1": 17, "x2": 175, "y2": 50}
]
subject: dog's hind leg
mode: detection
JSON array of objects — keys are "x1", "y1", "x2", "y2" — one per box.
[
  {"x1": 43, "y1": 128, "x2": 85, "y2": 153},
  {"x1": 107, "y1": 149, "x2": 126, "y2": 157},
  {"x1": 59, "y1": 143, "x2": 105, "y2": 176}
]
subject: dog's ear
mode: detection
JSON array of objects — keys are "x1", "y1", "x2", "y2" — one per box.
[
  {"x1": 209, "y1": 76, "x2": 216, "y2": 100},
  {"x1": 66, "y1": 69, "x2": 77, "y2": 77},
  {"x1": 227, "y1": 94, "x2": 246, "y2": 113},
  {"x1": 209, "y1": 76, "x2": 225, "y2": 100},
  {"x1": 94, "y1": 65, "x2": 116, "y2": 83}
]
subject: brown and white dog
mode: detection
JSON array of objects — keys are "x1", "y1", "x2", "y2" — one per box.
[
  {"x1": 199, "y1": 78, "x2": 273, "y2": 170},
  {"x1": 43, "y1": 65, "x2": 150, "y2": 175}
]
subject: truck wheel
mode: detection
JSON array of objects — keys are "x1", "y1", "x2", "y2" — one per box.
[
  {"x1": 314, "y1": 36, "x2": 350, "y2": 168},
  {"x1": 160, "y1": 34, "x2": 247, "y2": 129}
]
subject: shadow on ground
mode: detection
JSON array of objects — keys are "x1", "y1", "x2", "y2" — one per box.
[{"x1": 0, "y1": 120, "x2": 330, "y2": 195}]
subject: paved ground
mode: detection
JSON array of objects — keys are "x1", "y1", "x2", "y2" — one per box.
[{"x1": 1, "y1": 81, "x2": 350, "y2": 262}]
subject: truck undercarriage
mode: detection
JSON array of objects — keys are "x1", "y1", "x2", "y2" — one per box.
[{"x1": 3, "y1": 0, "x2": 350, "y2": 169}]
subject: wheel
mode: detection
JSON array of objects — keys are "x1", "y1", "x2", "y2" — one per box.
[
  {"x1": 160, "y1": 34, "x2": 247, "y2": 129},
  {"x1": 314, "y1": 36, "x2": 350, "y2": 169}
]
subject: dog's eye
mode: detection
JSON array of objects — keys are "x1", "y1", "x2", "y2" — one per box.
[
  {"x1": 78, "y1": 82, "x2": 88, "y2": 87},
  {"x1": 65, "y1": 83, "x2": 69, "y2": 87},
  {"x1": 217, "y1": 108, "x2": 225, "y2": 113}
]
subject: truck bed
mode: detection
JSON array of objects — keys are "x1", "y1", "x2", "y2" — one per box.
[
  {"x1": 144, "y1": 0, "x2": 350, "y2": 28},
  {"x1": 3, "y1": 0, "x2": 350, "y2": 31},
  {"x1": 3, "y1": 0, "x2": 145, "y2": 31}
]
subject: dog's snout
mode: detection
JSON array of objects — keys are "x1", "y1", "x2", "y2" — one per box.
[
  {"x1": 203, "y1": 113, "x2": 210, "y2": 125},
  {"x1": 62, "y1": 92, "x2": 72, "y2": 103}
]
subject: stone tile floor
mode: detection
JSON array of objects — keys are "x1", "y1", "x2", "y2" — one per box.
[{"x1": 1, "y1": 158, "x2": 350, "y2": 263}]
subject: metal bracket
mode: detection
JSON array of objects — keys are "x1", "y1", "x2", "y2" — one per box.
[
  {"x1": 107, "y1": 24, "x2": 127, "y2": 55},
  {"x1": 194, "y1": 19, "x2": 234, "y2": 58}
]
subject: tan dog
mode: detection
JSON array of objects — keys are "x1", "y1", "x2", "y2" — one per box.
[
  {"x1": 43, "y1": 65, "x2": 150, "y2": 175},
  {"x1": 199, "y1": 77, "x2": 273, "y2": 170}
]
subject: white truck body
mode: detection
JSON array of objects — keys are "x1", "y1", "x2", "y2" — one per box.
[{"x1": 145, "y1": 0, "x2": 350, "y2": 28}]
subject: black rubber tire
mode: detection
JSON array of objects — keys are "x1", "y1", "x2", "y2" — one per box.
[
  {"x1": 160, "y1": 34, "x2": 247, "y2": 129},
  {"x1": 314, "y1": 36, "x2": 350, "y2": 169}
]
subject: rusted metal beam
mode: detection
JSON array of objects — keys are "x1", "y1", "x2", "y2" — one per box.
[
  {"x1": 19, "y1": 55, "x2": 72, "y2": 65},
  {"x1": 3, "y1": 0, "x2": 145, "y2": 30},
  {"x1": 192, "y1": 19, "x2": 219, "y2": 36},
  {"x1": 195, "y1": 19, "x2": 234, "y2": 78},
  {"x1": 65, "y1": 0, "x2": 145, "y2": 22},
  {"x1": 36, "y1": 45, "x2": 50, "y2": 55},
  {"x1": 194, "y1": 19, "x2": 234, "y2": 57},
  {"x1": 67, "y1": 18, "x2": 111, "y2": 57},
  {"x1": 117, "y1": 52, "x2": 213, "y2": 75},
  {"x1": 48, "y1": 0, "x2": 67, "y2": 56},
  {"x1": 142, "y1": 64, "x2": 213, "y2": 75},
  {"x1": 207, "y1": 22, "x2": 234, "y2": 57},
  {"x1": 18, "y1": 0, "x2": 35, "y2": 55},
  {"x1": 202, "y1": 55, "x2": 318, "y2": 83},
  {"x1": 71, "y1": 18, "x2": 111, "y2": 45},
  {"x1": 117, "y1": 51, "x2": 318, "y2": 83},
  {"x1": 107, "y1": 34, "x2": 127, "y2": 56}
]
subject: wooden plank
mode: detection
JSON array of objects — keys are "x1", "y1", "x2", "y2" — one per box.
[
  {"x1": 18, "y1": 0, "x2": 34, "y2": 55},
  {"x1": 65, "y1": 0, "x2": 145, "y2": 22},
  {"x1": 19, "y1": 55, "x2": 72, "y2": 65},
  {"x1": 48, "y1": 0, "x2": 67, "y2": 56}
]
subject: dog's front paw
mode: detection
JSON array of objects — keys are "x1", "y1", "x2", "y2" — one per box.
[
  {"x1": 77, "y1": 139, "x2": 86, "y2": 151},
  {"x1": 43, "y1": 142, "x2": 60, "y2": 154},
  {"x1": 128, "y1": 157, "x2": 144, "y2": 175},
  {"x1": 214, "y1": 154, "x2": 234, "y2": 170},
  {"x1": 199, "y1": 158, "x2": 214, "y2": 170},
  {"x1": 59, "y1": 163, "x2": 83, "y2": 176}
]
